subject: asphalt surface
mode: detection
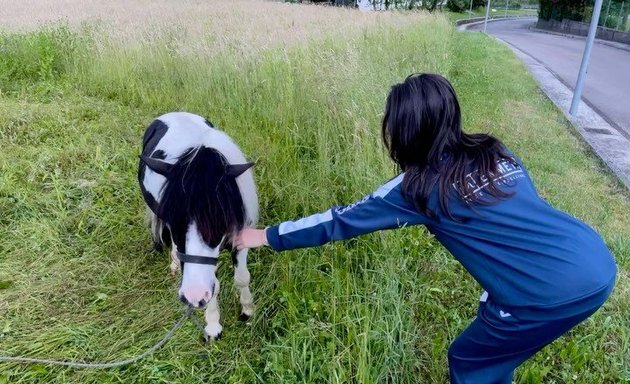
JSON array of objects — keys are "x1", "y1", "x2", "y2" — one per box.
[{"x1": 469, "y1": 18, "x2": 630, "y2": 139}]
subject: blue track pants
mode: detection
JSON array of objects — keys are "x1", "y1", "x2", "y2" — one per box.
[{"x1": 448, "y1": 284, "x2": 614, "y2": 384}]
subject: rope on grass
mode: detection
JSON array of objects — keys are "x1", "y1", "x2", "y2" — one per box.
[{"x1": 0, "y1": 306, "x2": 207, "y2": 368}]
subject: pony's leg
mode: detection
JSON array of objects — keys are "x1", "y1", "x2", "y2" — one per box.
[
  {"x1": 146, "y1": 207, "x2": 178, "y2": 275},
  {"x1": 170, "y1": 247, "x2": 180, "y2": 276},
  {"x1": 204, "y1": 279, "x2": 223, "y2": 340},
  {"x1": 147, "y1": 207, "x2": 163, "y2": 252},
  {"x1": 232, "y1": 248, "x2": 254, "y2": 320}
]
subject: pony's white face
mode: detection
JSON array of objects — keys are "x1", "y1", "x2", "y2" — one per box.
[
  {"x1": 179, "y1": 263, "x2": 217, "y2": 308},
  {"x1": 176, "y1": 223, "x2": 222, "y2": 308}
]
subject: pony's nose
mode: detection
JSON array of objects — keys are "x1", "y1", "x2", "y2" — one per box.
[{"x1": 179, "y1": 291, "x2": 210, "y2": 308}]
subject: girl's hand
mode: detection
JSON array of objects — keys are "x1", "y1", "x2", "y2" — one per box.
[{"x1": 234, "y1": 227, "x2": 269, "y2": 250}]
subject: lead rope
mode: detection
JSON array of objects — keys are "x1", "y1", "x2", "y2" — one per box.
[{"x1": 0, "y1": 306, "x2": 208, "y2": 368}]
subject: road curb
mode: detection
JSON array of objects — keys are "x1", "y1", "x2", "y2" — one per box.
[{"x1": 460, "y1": 22, "x2": 630, "y2": 191}]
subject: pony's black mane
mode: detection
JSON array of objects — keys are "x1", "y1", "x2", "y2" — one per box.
[{"x1": 157, "y1": 146, "x2": 246, "y2": 252}]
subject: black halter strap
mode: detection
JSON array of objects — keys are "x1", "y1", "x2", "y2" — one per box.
[{"x1": 176, "y1": 251, "x2": 218, "y2": 266}]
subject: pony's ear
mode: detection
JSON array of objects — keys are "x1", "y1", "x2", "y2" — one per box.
[
  {"x1": 139, "y1": 155, "x2": 174, "y2": 176},
  {"x1": 226, "y1": 162, "x2": 255, "y2": 177}
]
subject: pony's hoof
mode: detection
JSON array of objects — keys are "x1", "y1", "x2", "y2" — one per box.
[
  {"x1": 238, "y1": 313, "x2": 251, "y2": 322},
  {"x1": 203, "y1": 331, "x2": 221, "y2": 342},
  {"x1": 204, "y1": 324, "x2": 223, "y2": 341}
]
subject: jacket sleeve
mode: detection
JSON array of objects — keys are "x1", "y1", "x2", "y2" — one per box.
[{"x1": 265, "y1": 174, "x2": 431, "y2": 251}]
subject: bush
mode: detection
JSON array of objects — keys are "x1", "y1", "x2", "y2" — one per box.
[{"x1": 0, "y1": 25, "x2": 77, "y2": 87}]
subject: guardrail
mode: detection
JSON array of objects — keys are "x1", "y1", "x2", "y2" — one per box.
[
  {"x1": 536, "y1": 18, "x2": 630, "y2": 45},
  {"x1": 455, "y1": 14, "x2": 537, "y2": 26}
]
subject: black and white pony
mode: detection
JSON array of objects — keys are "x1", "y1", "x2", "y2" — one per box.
[{"x1": 138, "y1": 112, "x2": 258, "y2": 340}]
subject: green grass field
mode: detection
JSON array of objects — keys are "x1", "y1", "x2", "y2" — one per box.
[{"x1": 0, "y1": 1, "x2": 628, "y2": 383}]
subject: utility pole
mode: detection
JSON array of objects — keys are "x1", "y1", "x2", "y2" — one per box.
[
  {"x1": 504, "y1": 0, "x2": 509, "y2": 17},
  {"x1": 617, "y1": 1, "x2": 625, "y2": 30},
  {"x1": 570, "y1": 0, "x2": 605, "y2": 115},
  {"x1": 483, "y1": 0, "x2": 491, "y2": 32}
]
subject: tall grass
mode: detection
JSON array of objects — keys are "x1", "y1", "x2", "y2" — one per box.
[{"x1": 0, "y1": 1, "x2": 628, "y2": 383}]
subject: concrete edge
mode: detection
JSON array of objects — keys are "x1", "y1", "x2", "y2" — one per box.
[
  {"x1": 455, "y1": 15, "x2": 537, "y2": 29},
  {"x1": 459, "y1": 25, "x2": 630, "y2": 191},
  {"x1": 457, "y1": 16, "x2": 537, "y2": 31},
  {"x1": 528, "y1": 26, "x2": 630, "y2": 53}
]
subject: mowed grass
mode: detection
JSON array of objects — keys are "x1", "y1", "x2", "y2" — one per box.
[{"x1": 0, "y1": 1, "x2": 628, "y2": 383}]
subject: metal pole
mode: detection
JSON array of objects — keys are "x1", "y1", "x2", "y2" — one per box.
[
  {"x1": 505, "y1": 0, "x2": 509, "y2": 17},
  {"x1": 617, "y1": 1, "x2": 625, "y2": 30},
  {"x1": 570, "y1": 0, "x2": 605, "y2": 115},
  {"x1": 469, "y1": 0, "x2": 474, "y2": 14},
  {"x1": 604, "y1": 0, "x2": 612, "y2": 27},
  {"x1": 483, "y1": 0, "x2": 491, "y2": 32}
]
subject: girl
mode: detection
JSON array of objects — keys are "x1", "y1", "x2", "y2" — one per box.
[{"x1": 234, "y1": 73, "x2": 617, "y2": 383}]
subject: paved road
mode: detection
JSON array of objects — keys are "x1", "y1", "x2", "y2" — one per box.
[{"x1": 469, "y1": 18, "x2": 630, "y2": 139}]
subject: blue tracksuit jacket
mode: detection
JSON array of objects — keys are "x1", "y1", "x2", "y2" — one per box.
[{"x1": 266, "y1": 156, "x2": 617, "y2": 316}]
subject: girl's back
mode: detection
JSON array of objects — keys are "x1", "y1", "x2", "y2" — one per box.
[{"x1": 422, "y1": 154, "x2": 616, "y2": 313}]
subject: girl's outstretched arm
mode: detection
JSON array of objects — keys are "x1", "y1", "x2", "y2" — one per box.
[{"x1": 235, "y1": 174, "x2": 431, "y2": 251}]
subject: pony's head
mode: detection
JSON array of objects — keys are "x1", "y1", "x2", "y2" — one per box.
[{"x1": 141, "y1": 146, "x2": 253, "y2": 307}]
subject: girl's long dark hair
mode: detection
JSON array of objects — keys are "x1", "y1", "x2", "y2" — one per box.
[{"x1": 381, "y1": 73, "x2": 515, "y2": 220}]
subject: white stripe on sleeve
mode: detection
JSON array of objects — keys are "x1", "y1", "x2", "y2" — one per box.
[
  {"x1": 278, "y1": 209, "x2": 333, "y2": 236},
  {"x1": 373, "y1": 173, "x2": 405, "y2": 198}
]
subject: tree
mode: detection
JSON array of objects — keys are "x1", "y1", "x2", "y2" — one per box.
[
  {"x1": 447, "y1": 0, "x2": 468, "y2": 12},
  {"x1": 539, "y1": 0, "x2": 588, "y2": 21}
]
